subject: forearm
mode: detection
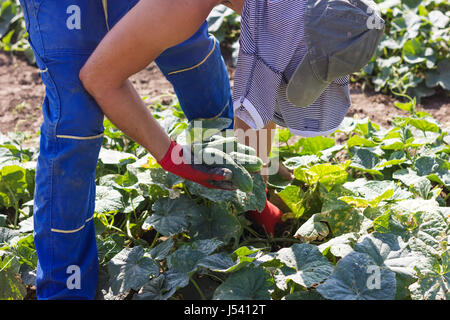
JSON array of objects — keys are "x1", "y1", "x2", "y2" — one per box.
[
  {"x1": 93, "y1": 80, "x2": 171, "y2": 161},
  {"x1": 80, "y1": 0, "x2": 221, "y2": 160}
]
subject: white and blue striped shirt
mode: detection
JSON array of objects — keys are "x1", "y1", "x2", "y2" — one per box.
[{"x1": 233, "y1": 0, "x2": 351, "y2": 137}]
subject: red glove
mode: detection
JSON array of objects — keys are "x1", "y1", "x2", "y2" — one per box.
[
  {"x1": 158, "y1": 139, "x2": 236, "y2": 190},
  {"x1": 247, "y1": 189, "x2": 283, "y2": 235}
]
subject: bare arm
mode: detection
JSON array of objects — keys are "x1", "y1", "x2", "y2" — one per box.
[{"x1": 80, "y1": 0, "x2": 222, "y2": 161}]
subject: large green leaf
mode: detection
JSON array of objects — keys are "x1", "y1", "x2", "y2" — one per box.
[
  {"x1": 164, "y1": 269, "x2": 190, "y2": 292},
  {"x1": 349, "y1": 148, "x2": 383, "y2": 176},
  {"x1": 167, "y1": 239, "x2": 233, "y2": 275},
  {"x1": 168, "y1": 245, "x2": 217, "y2": 275},
  {"x1": 97, "y1": 234, "x2": 124, "y2": 264},
  {"x1": 133, "y1": 274, "x2": 176, "y2": 300},
  {"x1": 143, "y1": 196, "x2": 197, "y2": 236},
  {"x1": 197, "y1": 252, "x2": 237, "y2": 272},
  {"x1": 409, "y1": 252, "x2": 449, "y2": 300},
  {"x1": 298, "y1": 198, "x2": 368, "y2": 239},
  {"x1": 0, "y1": 269, "x2": 27, "y2": 300},
  {"x1": 294, "y1": 136, "x2": 335, "y2": 155},
  {"x1": 393, "y1": 168, "x2": 439, "y2": 199},
  {"x1": 188, "y1": 203, "x2": 242, "y2": 243},
  {"x1": 98, "y1": 148, "x2": 136, "y2": 166},
  {"x1": 415, "y1": 156, "x2": 449, "y2": 188},
  {"x1": 339, "y1": 189, "x2": 395, "y2": 209},
  {"x1": 148, "y1": 168, "x2": 184, "y2": 190},
  {"x1": 354, "y1": 233, "x2": 420, "y2": 298},
  {"x1": 282, "y1": 155, "x2": 320, "y2": 170},
  {"x1": 185, "y1": 174, "x2": 266, "y2": 213},
  {"x1": 406, "y1": 211, "x2": 448, "y2": 256},
  {"x1": 0, "y1": 165, "x2": 30, "y2": 207},
  {"x1": 354, "y1": 233, "x2": 419, "y2": 278},
  {"x1": 274, "y1": 244, "x2": 334, "y2": 289},
  {"x1": 10, "y1": 234, "x2": 37, "y2": 269},
  {"x1": 276, "y1": 185, "x2": 306, "y2": 218},
  {"x1": 317, "y1": 252, "x2": 396, "y2": 300},
  {"x1": 213, "y1": 267, "x2": 273, "y2": 300},
  {"x1": 294, "y1": 214, "x2": 330, "y2": 242},
  {"x1": 96, "y1": 234, "x2": 125, "y2": 265},
  {"x1": 0, "y1": 0, "x2": 17, "y2": 38},
  {"x1": 402, "y1": 38, "x2": 428, "y2": 64},
  {"x1": 0, "y1": 227, "x2": 19, "y2": 245},
  {"x1": 343, "y1": 178, "x2": 411, "y2": 202},
  {"x1": 426, "y1": 59, "x2": 450, "y2": 90},
  {"x1": 347, "y1": 136, "x2": 378, "y2": 149},
  {"x1": 318, "y1": 233, "x2": 358, "y2": 258},
  {"x1": 106, "y1": 246, "x2": 160, "y2": 295},
  {"x1": 294, "y1": 161, "x2": 350, "y2": 191},
  {"x1": 148, "y1": 238, "x2": 174, "y2": 261},
  {"x1": 407, "y1": 118, "x2": 440, "y2": 133},
  {"x1": 94, "y1": 186, "x2": 124, "y2": 213},
  {"x1": 394, "y1": 168, "x2": 429, "y2": 187}
]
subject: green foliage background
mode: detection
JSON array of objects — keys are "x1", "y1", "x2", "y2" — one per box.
[{"x1": 0, "y1": 97, "x2": 449, "y2": 300}]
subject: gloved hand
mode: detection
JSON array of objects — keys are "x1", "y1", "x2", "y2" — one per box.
[
  {"x1": 158, "y1": 139, "x2": 237, "y2": 190},
  {"x1": 247, "y1": 189, "x2": 283, "y2": 235}
]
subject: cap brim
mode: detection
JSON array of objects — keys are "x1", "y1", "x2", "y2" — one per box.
[{"x1": 286, "y1": 53, "x2": 330, "y2": 108}]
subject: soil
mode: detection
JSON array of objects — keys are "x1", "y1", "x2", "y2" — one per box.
[{"x1": 1, "y1": 50, "x2": 449, "y2": 137}]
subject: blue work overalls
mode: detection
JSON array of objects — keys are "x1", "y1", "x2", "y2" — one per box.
[{"x1": 19, "y1": 0, "x2": 233, "y2": 300}]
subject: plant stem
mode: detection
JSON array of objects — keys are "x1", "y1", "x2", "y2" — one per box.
[
  {"x1": 289, "y1": 283, "x2": 295, "y2": 294},
  {"x1": 150, "y1": 231, "x2": 160, "y2": 249},
  {"x1": 205, "y1": 272, "x2": 224, "y2": 284},
  {"x1": 0, "y1": 256, "x2": 14, "y2": 272},
  {"x1": 190, "y1": 276, "x2": 206, "y2": 300},
  {"x1": 243, "y1": 225, "x2": 262, "y2": 238}
]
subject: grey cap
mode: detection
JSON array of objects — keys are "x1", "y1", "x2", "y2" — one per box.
[{"x1": 287, "y1": 0, "x2": 385, "y2": 108}]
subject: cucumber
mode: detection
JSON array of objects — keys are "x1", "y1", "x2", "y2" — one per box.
[
  {"x1": 236, "y1": 143, "x2": 257, "y2": 156},
  {"x1": 209, "y1": 134, "x2": 227, "y2": 142},
  {"x1": 200, "y1": 137, "x2": 238, "y2": 153},
  {"x1": 229, "y1": 152, "x2": 263, "y2": 173},
  {"x1": 197, "y1": 147, "x2": 253, "y2": 192},
  {"x1": 207, "y1": 135, "x2": 257, "y2": 156}
]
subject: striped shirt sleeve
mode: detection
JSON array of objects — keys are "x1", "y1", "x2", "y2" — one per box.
[{"x1": 233, "y1": 0, "x2": 351, "y2": 136}]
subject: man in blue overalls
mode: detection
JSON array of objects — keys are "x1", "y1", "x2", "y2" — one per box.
[{"x1": 19, "y1": 0, "x2": 233, "y2": 299}]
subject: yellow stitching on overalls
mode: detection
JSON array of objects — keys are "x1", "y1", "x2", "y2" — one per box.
[
  {"x1": 167, "y1": 38, "x2": 217, "y2": 75},
  {"x1": 50, "y1": 215, "x2": 94, "y2": 234},
  {"x1": 56, "y1": 133, "x2": 104, "y2": 140},
  {"x1": 102, "y1": 0, "x2": 110, "y2": 31}
]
